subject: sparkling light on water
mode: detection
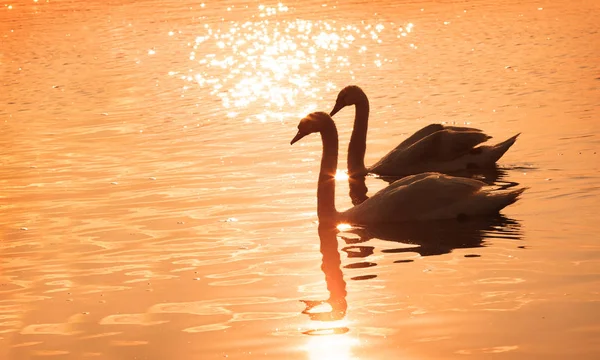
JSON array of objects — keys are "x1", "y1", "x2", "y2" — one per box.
[{"x1": 179, "y1": 3, "x2": 415, "y2": 122}]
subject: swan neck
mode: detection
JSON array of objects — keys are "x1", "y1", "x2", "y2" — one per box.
[
  {"x1": 348, "y1": 94, "x2": 369, "y2": 177},
  {"x1": 317, "y1": 118, "x2": 339, "y2": 222}
]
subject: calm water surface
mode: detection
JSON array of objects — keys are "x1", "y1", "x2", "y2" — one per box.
[{"x1": 1, "y1": 0, "x2": 599, "y2": 359}]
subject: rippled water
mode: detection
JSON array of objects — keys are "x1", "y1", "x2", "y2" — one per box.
[{"x1": 1, "y1": 0, "x2": 599, "y2": 359}]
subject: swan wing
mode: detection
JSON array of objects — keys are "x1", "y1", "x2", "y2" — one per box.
[
  {"x1": 369, "y1": 130, "x2": 491, "y2": 175},
  {"x1": 394, "y1": 124, "x2": 444, "y2": 150},
  {"x1": 342, "y1": 173, "x2": 487, "y2": 223},
  {"x1": 442, "y1": 125, "x2": 483, "y2": 133},
  {"x1": 394, "y1": 124, "x2": 483, "y2": 151}
]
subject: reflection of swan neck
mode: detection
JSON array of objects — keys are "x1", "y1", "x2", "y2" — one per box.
[
  {"x1": 318, "y1": 225, "x2": 347, "y2": 309},
  {"x1": 348, "y1": 90, "x2": 370, "y2": 177},
  {"x1": 317, "y1": 118, "x2": 340, "y2": 221}
]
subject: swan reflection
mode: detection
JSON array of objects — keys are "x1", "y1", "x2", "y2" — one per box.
[
  {"x1": 299, "y1": 178, "x2": 523, "y2": 360},
  {"x1": 300, "y1": 206, "x2": 523, "y2": 320},
  {"x1": 299, "y1": 207, "x2": 522, "y2": 360},
  {"x1": 301, "y1": 223, "x2": 358, "y2": 360},
  {"x1": 300, "y1": 224, "x2": 347, "y2": 324},
  {"x1": 341, "y1": 215, "x2": 522, "y2": 259}
]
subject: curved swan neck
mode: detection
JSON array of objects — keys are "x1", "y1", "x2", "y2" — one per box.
[
  {"x1": 348, "y1": 90, "x2": 370, "y2": 177},
  {"x1": 317, "y1": 117, "x2": 340, "y2": 221}
]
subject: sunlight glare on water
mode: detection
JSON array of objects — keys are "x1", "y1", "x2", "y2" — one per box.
[
  {"x1": 304, "y1": 331, "x2": 358, "y2": 360},
  {"x1": 177, "y1": 3, "x2": 415, "y2": 122}
]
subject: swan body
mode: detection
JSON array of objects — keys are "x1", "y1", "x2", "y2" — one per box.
[
  {"x1": 330, "y1": 85, "x2": 520, "y2": 177},
  {"x1": 342, "y1": 172, "x2": 524, "y2": 223},
  {"x1": 291, "y1": 112, "x2": 525, "y2": 225}
]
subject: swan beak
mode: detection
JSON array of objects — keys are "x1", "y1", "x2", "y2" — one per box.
[
  {"x1": 291, "y1": 131, "x2": 307, "y2": 145},
  {"x1": 330, "y1": 102, "x2": 344, "y2": 117}
]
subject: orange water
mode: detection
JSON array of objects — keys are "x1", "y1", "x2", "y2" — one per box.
[{"x1": 1, "y1": 1, "x2": 599, "y2": 359}]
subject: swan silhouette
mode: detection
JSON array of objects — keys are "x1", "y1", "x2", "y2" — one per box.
[
  {"x1": 291, "y1": 112, "x2": 525, "y2": 225},
  {"x1": 330, "y1": 85, "x2": 520, "y2": 177}
]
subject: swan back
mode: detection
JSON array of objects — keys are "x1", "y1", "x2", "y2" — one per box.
[
  {"x1": 341, "y1": 173, "x2": 524, "y2": 224},
  {"x1": 369, "y1": 129, "x2": 491, "y2": 176}
]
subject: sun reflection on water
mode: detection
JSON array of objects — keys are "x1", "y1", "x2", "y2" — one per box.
[
  {"x1": 304, "y1": 328, "x2": 359, "y2": 360},
  {"x1": 178, "y1": 3, "x2": 415, "y2": 122},
  {"x1": 336, "y1": 223, "x2": 352, "y2": 231}
]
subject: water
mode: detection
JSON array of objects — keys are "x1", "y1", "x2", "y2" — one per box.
[{"x1": 1, "y1": 0, "x2": 599, "y2": 359}]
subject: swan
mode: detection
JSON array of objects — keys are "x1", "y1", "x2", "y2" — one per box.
[
  {"x1": 330, "y1": 85, "x2": 520, "y2": 177},
  {"x1": 291, "y1": 112, "x2": 525, "y2": 225}
]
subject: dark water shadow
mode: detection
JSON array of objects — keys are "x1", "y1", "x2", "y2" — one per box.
[{"x1": 341, "y1": 215, "x2": 522, "y2": 259}]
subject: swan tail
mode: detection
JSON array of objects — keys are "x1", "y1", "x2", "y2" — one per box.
[
  {"x1": 489, "y1": 187, "x2": 527, "y2": 212},
  {"x1": 487, "y1": 133, "x2": 520, "y2": 164},
  {"x1": 422, "y1": 186, "x2": 526, "y2": 221},
  {"x1": 465, "y1": 133, "x2": 519, "y2": 168}
]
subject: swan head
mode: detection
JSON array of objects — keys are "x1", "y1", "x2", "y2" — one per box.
[
  {"x1": 330, "y1": 85, "x2": 366, "y2": 116},
  {"x1": 290, "y1": 112, "x2": 332, "y2": 145}
]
